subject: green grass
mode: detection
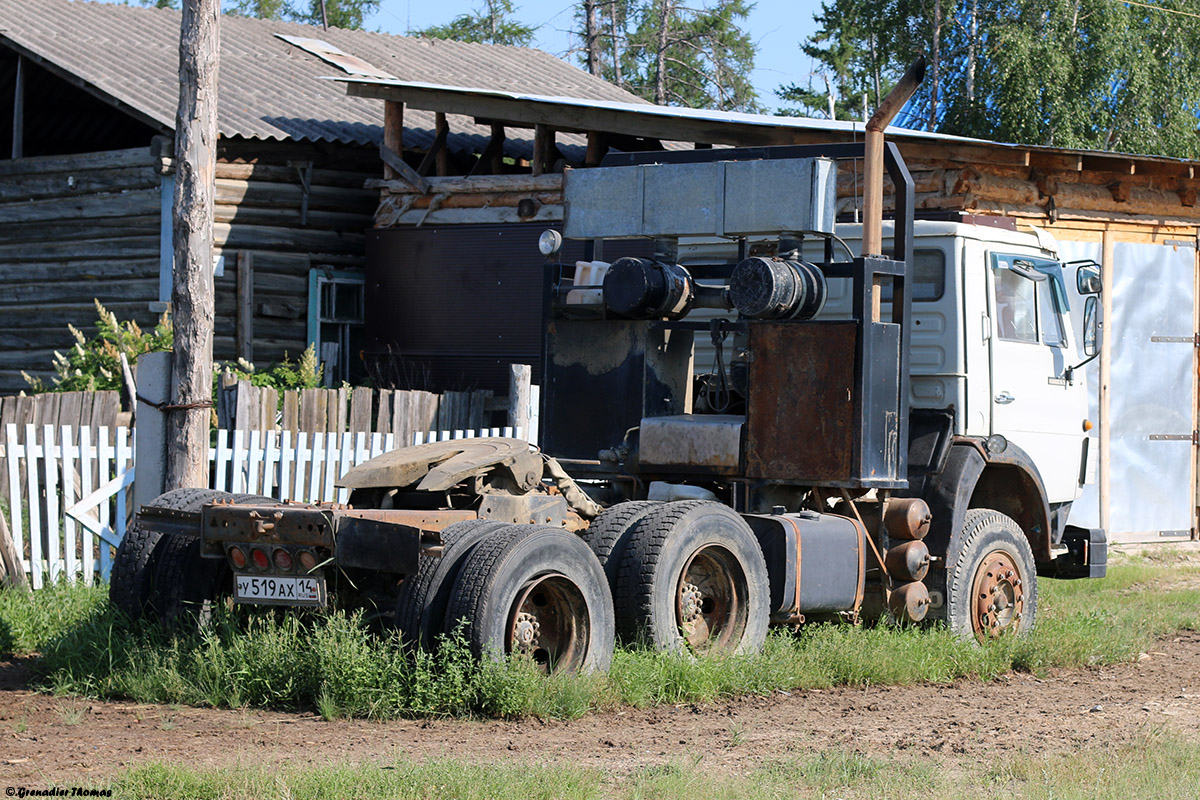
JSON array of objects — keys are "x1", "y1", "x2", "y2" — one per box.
[
  {"x1": 0, "y1": 578, "x2": 107, "y2": 655},
  {"x1": 88, "y1": 729, "x2": 1200, "y2": 799},
  {"x1": 1, "y1": 561, "x2": 1198, "y2": 721}
]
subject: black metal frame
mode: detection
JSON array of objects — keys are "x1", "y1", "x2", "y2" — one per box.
[{"x1": 544, "y1": 141, "x2": 916, "y2": 490}]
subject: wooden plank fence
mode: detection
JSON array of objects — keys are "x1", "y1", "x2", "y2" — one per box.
[
  {"x1": 0, "y1": 391, "x2": 121, "y2": 498},
  {"x1": 214, "y1": 364, "x2": 540, "y2": 446}
]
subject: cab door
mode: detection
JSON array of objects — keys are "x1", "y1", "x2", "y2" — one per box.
[{"x1": 988, "y1": 253, "x2": 1087, "y2": 503}]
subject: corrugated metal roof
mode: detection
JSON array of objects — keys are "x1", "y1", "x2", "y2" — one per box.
[
  {"x1": 341, "y1": 77, "x2": 991, "y2": 145},
  {"x1": 0, "y1": 0, "x2": 647, "y2": 156}
]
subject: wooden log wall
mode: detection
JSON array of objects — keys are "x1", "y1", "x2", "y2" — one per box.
[
  {"x1": 0, "y1": 140, "x2": 379, "y2": 396},
  {"x1": 206, "y1": 140, "x2": 378, "y2": 365},
  {"x1": 368, "y1": 174, "x2": 564, "y2": 228},
  {"x1": 838, "y1": 142, "x2": 1200, "y2": 229},
  {"x1": 369, "y1": 141, "x2": 1200, "y2": 234},
  {"x1": 0, "y1": 148, "x2": 162, "y2": 395}
]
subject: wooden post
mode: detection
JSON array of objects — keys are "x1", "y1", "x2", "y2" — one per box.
[
  {"x1": 490, "y1": 123, "x2": 506, "y2": 175},
  {"x1": 237, "y1": 250, "x2": 254, "y2": 362},
  {"x1": 166, "y1": 0, "x2": 220, "y2": 491},
  {"x1": 533, "y1": 124, "x2": 556, "y2": 176},
  {"x1": 383, "y1": 100, "x2": 404, "y2": 180},
  {"x1": 134, "y1": 351, "x2": 172, "y2": 513},
  {"x1": 0, "y1": 508, "x2": 28, "y2": 589},
  {"x1": 435, "y1": 112, "x2": 449, "y2": 176},
  {"x1": 508, "y1": 363, "x2": 532, "y2": 437},
  {"x1": 11, "y1": 54, "x2": 24, "y2": 160},
  {"x1": 585, "y1": 131, "x2": 607, "y2": 167}
]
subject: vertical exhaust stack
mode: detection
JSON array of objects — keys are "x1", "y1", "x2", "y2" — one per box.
[{"x1": 862, "y1": 56, "x2": 926, "y2": 257}]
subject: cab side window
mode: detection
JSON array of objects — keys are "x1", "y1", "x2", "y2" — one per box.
[
  {"x1": 993, "y1": 267, "x2": 1037, "y2": 342},
  {"x1": 1038, "y1": 276, "x2": 1066, "y2": 347}
]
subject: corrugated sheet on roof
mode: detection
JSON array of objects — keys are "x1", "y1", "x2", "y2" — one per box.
[{"x1": 0, "y1": 0, "x2": 647, "y2": 155}]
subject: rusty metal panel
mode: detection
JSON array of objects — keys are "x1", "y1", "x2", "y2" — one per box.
[
  {"x1": 745, "y1": 322, "x2": 857, "y2": 481},
  {"x1": 639, "y1": 414, "x2": 743, "y2": 474}
]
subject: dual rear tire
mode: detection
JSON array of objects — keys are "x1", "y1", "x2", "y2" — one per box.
[{"x1": 406, "y1": 500, "x2": 771, "y2": 671}]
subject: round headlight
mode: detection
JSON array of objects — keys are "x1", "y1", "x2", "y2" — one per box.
[{"x1": 538, "y1": 229, "x2": 563, "y2": 256}]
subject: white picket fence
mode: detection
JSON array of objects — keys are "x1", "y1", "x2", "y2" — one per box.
[
  {"x1": 3, "y1": 422, "x2": 526, "y2": 589},
  {"x1": 3, "y1": 423, "x2": 134, "y2": 589}
]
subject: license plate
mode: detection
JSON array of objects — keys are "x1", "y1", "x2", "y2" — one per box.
[{"x1": 233, "y1": 574, "x2": 326, "y2": 606}]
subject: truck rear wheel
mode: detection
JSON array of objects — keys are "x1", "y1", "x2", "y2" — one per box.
[
  {"x1": 579, "y1": 501, "x2": 659, "y2": 592},
  {"x1": 394, "y1": 519, "x2": 509, "y2": 651},
  {"x1": 615, "y1": 501, "x2": 769, "y2": 655},
  {"x1": 944, "y1": 508, "x2": 1037, "y2": 641},
  {"x1": 109, "y1": 488, "x2": 225, "y2": 620},
  {"x1": 149, "y1": 530, "x2": 229, "y2": 631},
  {"x1": 444, "y1": 524, "x2": 614, "y2": 673}
]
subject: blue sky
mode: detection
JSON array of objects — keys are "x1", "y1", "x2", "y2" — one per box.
[{"x1": 370, "y1": 0, "x2": 824, "y2": 110}]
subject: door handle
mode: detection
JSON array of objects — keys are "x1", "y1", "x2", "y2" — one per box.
[{"x1": 995, "y1": 391, "x2": 1015, "y2": 405}]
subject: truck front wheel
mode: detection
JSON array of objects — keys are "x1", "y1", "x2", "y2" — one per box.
[{"x1": 945, "y1": 508, "x2": 1038, "y2": 641}]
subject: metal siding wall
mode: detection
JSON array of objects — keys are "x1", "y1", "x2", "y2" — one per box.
[{"x1": 1107, "y1": 241, "x2": 1196, "y2": 539}]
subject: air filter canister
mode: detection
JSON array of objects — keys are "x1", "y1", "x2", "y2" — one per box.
[{"x1": 729, "y1": 256, "x2": 827, "y2": 320}]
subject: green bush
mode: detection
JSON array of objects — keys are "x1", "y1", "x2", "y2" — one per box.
[
  {"x1": 22, "y1": 300, "x2": 324, "y2": 397},
  {"x1": 22, "y1": 300, "x2": 172, "y2": 393},
  {"x1": 217, "y1": 344, "x2": 323, "y2": 392}
]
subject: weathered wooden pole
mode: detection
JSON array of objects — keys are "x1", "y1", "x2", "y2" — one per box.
[{"x1": 166, "y1": 0, "x2": 220, "y2": 490}]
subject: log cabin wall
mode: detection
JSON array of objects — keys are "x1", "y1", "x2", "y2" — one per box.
[
  {"x1": 0, "y1": 147, "x2": 163, "y2": 395},
  {"x1": 0, "y1": 139, "x2": 379, "y2": 395},
  {"x1": 838, "y1": 141, "x2": 1200, "y2": 234},
  {"x1": 207, "y1": 139, "x2": 378, "y2": 366}
]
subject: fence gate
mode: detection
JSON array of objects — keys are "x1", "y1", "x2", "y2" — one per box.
[{"x1": 3, "y1": 423, "x2": 134, "y2": 589}]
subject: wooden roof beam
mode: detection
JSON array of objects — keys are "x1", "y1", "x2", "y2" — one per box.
[
  {"x1": 347, "y1": 81, "x2": 817, "y2": 148},
  {"x1": 1082, "y1": 154, "x2": 1136, "y2": 175}
]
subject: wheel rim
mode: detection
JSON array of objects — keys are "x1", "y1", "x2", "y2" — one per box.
[
  {"x1": 506, "y1": 573, "x2": 590, "y2": 673},
  {"x1": 675, "y1": 545, "x2": 749, "y2": 652},
  {"x1": 970, "y1": 550, "x2": 1027, "y2": 640}
]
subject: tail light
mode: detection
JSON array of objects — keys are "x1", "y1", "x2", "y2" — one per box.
[
  {"x1": 228, "y1": 546, "x2": 247, "y2": 570},
  {"x1": 250, "y1": 547, "x2": 270, "y2": 571},
  {"x1": 273, "y1": 548, "x2": 294, "y2": 571},
  {"x1": 298, "y1": 550, "x2": 317, "y2": 572}
]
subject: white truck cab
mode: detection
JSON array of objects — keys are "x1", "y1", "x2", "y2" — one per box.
[{"x1": 899, "y1": 221, "x2": 1093, "y2": 506}]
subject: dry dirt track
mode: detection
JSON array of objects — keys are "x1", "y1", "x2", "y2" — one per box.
[{"x1": 2, "y1": 630, "x2": 1199, "y2": 785}]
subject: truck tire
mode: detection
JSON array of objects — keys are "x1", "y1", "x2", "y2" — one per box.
[
  {"x1": 943, "y1": 508, "x2": 1037, "y2": 641},
  {"x1": 614, "y1": 501, "x2": 769, "y2": 655},
  {"x1": 149, "y1": 530, "x2": 229, "y2": 631},
  {"x1": 444, "y1": 524, "x2": 615, "y2": 673},
  {"x1": 109, "y1": 488, "x2": 225, "y2": 620},
  {"x1": 229, "y1": 493, "x2": 277, "y2": 504},
  {"x1": 394, "y1": 519, "x2": 509, "y2": 651},
  {"x1": 579, "y1": 501, "x2": 659, "y2": 592}
]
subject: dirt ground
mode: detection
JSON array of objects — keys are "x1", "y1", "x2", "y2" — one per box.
[
  {"x1": 4, "y1": 544, "x2": 1200, "y2": 785},
  {"x1": 2, "y1": 626, "x2": 1199, "y2": 785}
]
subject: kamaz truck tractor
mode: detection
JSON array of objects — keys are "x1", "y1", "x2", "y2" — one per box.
[{"x1": 112, "y1": 64, "x2": 1107, "y2": 673}]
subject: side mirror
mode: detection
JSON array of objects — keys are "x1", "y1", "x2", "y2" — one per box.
[
  {"x1": 1083, "y1": 296, "x2": 1100, "y2": 357},
  {"x1": 1072, "y1": 261, "x2": 1102, "y2": 294}
]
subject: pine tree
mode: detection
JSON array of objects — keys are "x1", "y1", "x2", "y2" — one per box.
[
  {"x1": 621, "y1": 0, "x2": 759, "y2": 111},
  {"x1": 415, "y1": 0, "x2": 537, "y2": 47}
]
